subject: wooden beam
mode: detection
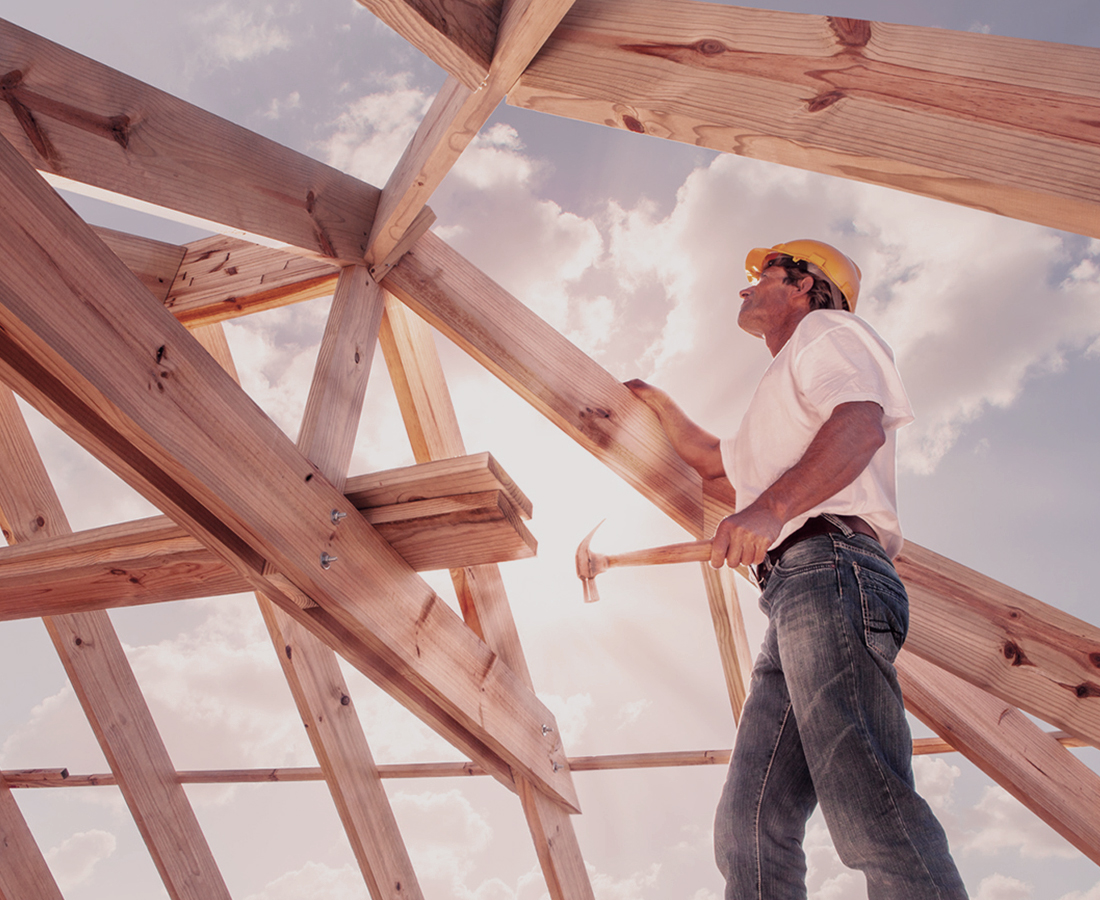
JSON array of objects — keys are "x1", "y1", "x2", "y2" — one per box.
[
  {"x1": 379, "y1": 295, "x2": 594, "y2": 900},
  {"x1": 896, "y1": 542, "x2": 1100, "y2": 749},
  {"x1": 352, "y1": 0, "x2": 499, "y2": 90},
  {"x1": 0, "y1": 386, "x2": 232, "y2": 900},
  {"x1": 0, "y1": 777, "x2": 64, "y2": 900},
  {"x1": 899, "y1": 652, "x2": 1100, "y2": 864},
  {"x1": 0, "y1": 19, "x2": 380, "y2": 262},
  {"x1": 364, "y1": 0, "x2": 576, "y2": 278},
  {"x1": 383, "y1": 231, "x2": 704, "y2": 532},
  {"x1": 91, "y1": 226, "x2": 186, "y2": 304},
  {"x1": 0, "y1": 134, "x2": 575, "y2": 810},
  {"x1": 194, "y1": 286, "x2": 426, "y2": 900},
  {"x1": 0, "y1": 454, "x2": 536, "y2": 621},
  {"x1": 698, "y1": 563, "x2": 750, "y2": 722},
  {"x1": 166, "y1": 235, "x2": 341, "y2": 327},
  {"x1": 509, "y1": 0, "x2": 1100, "y2": 238},
  {"x1": 4, "y1": 729, "x2": 1091, "y2": 789}
]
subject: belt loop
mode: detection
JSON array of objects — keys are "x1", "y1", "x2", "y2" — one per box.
[{"x1": 821, "y1": 513, "x2": 854, "y2": 536}]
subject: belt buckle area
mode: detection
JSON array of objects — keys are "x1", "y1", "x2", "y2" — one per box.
[{"x1": 753, "y1": 556, "x2": 774, "y2": 591}]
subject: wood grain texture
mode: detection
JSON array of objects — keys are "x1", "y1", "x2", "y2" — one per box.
[
  {"x1": 383, "y1": 232, "x2": 704, "y2": 532},
  {"x1": 0, "y1": 19, "x2": 380, "y2": 261},
  {"x1": 353, "y1": 0, "x2": 499, "y2": 90},
  {"x1": 0, "y1": 456, "x2": 536, "y2": 620},
  {"x1": 0, "y1": 133, "x2": 575, "y2": 809},
  {"x1": 509, "y1": 0, "x2": 1100, "y2": 237},
  {"x1": 364, "y1": 0, "x2": 575, "y2": 274},
  {"x1": 698, "y1": 563, "x2": 750, "y2": 722},
  {"x1": 0, "y1": 387, "x2": 232, "y2": 900},
  {"x1": 0, "y1": 777, "x2": 64, "y2": 900},
  {"x1": 196, "y1": 306, "x2": 425, "y2": 900},
  {"x1": 379, "y1": 296, "x2": 593, "y2": 900},
  {"x1": 896, "y1": 541, "x2": 1100, "y2": 748},
  {"x1": 166, "y1": 236, "x2": 341, "y2": 326},
  {"x1": 899, "y1": 652, "x2": 1100, "y2": 863},
  {"x1": 92, "y1": 226, "x2": 186, "y2": 303}
]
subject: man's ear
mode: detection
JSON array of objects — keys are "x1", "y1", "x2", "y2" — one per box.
[{"x1": 795, "y1": 274, "x2": 814, "y2": 298}]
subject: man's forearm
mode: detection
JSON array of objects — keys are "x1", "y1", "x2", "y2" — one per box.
[{"x1": 624, "y1": 379, "x2": 725, "y2": 478}]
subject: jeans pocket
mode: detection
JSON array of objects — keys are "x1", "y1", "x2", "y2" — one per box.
[{"x1": 853, "y1": 563, "x2": 909, "y2": 662}]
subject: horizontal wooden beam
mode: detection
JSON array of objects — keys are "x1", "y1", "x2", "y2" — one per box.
[
  {"x1": 0, "y1": 19, "x2": 380, "y2": 262},
  {"x1": 0, "y1": 454, "x2": 535, "y2": 620},
  {"x1": 509, "y1": 0, "x2": 1100, "y2": 237},
  {"x1": 165, "y1": 235, "x2": 342, "y2": 326},
  {"x1": 0, "y1": 133, "x2": 575, "y2": 810},
  {"x1": 7, "y1": 728, "x2": 1089, "y2": 789}
]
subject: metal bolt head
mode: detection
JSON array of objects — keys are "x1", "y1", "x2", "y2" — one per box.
[
  {"x1": 320, "y1": 552, "x2": 338, "y2": 570},
  {"x1": 331, "y1": 510, "x2": 347, "y2": 525}
]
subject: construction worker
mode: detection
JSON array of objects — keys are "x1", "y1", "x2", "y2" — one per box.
[{"x1": 626, "y1": 240, "x2": 967, "y2": 899}]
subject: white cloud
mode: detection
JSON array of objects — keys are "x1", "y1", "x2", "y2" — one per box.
[
  {"x1": 45, "y1": 829, "x2": 117, "y2": 891},
  {"x1": 195, "y1": 3, "x2": 293, "y2": 63},
  {"x1": 589, "y1": 863, "x2": 661, "y2": 900},
  {"x1": 537, "y1": 692, "x2": 594, "y2": 748},
  {"x1": 960, "y1": 785, "x2": 1079, "y2": 860},
  {"x1": 975, "y1": 873, "x2": 1033, "y2": 900},
  {"x1": 616, "y1": 699, "x2": 651, "y2": 729},
  {"x1": 391, "y1": 789, "x2": 492, "y2": 882},
  {"x1": 244, "y1": 861, "x2": 369, "y2": 900},
  {"x1": 1059, "y1": 880, "x2": 1100, "y2": 900},
  {"x1": 319, "y1": 80, "x2": 431, "y2": 186}
]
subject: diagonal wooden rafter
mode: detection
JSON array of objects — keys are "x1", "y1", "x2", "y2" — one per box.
[
  {"x1": 0, "y1": 776, "x2": 64, "y2": 900},
  {"x1": 898, "y1": 652, "x2": 1100, "y2": 863},
  {"x1": 0, "y1": 133, "x2": 577, "y2": 810},
  {"x1": 379, "y1": 294, "x2": 595, "y2": 900},
  {"x1": 191, "y1": 280, "x2": 425, "y2": 900},
  {"x1": 0, "y1": 386, "x2": 233, "y2": 900},
  {"x1": 365, "y1": 0, "x2": 578, "y2": 279},
  {"x1": 0, "y1": 18, "x2": 380, "y2": 262},
  {"x1": 510, "y1": 0, "x2": 1100, "y2": 238}
]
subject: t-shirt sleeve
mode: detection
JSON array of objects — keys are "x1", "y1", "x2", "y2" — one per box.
[{"x1": 794, "y1": 319, "x2": 914, "y2": 432}]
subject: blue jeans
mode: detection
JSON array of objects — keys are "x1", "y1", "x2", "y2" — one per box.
[{"x1": 714, "y1": 532, "x2": 967, "y2": 899}]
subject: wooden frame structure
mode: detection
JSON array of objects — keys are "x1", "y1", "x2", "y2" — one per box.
[{"x1": 1, "y1": 3, "x2": 1099, "y2": 896}]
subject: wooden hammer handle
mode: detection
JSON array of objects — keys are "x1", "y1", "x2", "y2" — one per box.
[{"x1": 603, "y1": 539, "x2": 713, "y2": 569}]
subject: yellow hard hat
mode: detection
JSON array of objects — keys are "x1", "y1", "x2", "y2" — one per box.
[{"x1": 745, "y1": 240, "x2": 862, "y2": 312}]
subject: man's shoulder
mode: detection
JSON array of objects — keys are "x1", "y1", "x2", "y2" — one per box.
[{"x1": 792, "y1": 310, "x2": 893, "y2": 356}]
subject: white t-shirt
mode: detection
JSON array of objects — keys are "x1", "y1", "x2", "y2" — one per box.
[{"x1": 719, "y1": 310, "x2": 914, "y2": 558}]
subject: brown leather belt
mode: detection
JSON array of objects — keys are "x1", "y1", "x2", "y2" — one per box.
[{"x1": 753, "y1": 514, "x2": 879, "y2": 591}]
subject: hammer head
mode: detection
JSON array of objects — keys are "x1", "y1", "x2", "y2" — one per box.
[{"x1": 576, "y1": 521, "x2": 609, "y2": 603}]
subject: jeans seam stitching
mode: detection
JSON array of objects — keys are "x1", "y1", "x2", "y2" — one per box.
[{"x1": 755, "y1": 700, "x2": 794, "y2": 900}]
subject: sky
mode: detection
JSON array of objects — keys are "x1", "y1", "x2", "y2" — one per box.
[{"x1": 1, "y1": 1, "x2": 1099, "y2": 899}]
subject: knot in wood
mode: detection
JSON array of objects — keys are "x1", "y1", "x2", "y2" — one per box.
[
  {"x1": 1002, "y1": 640, "x2": 1030, "y2": 666},
  {"x1": 808, "y1": 91, "x2": 845, "y2": 113},
  {"x1": 693, "y1": 39, "x2": 727, "y2": 57},
  {"x1": 1089, "y1": 651, "x2": 1100, "y2": 669},
  {"x1": 1, "y1": 69, "x2": 24, "y2": 91},
  {"x1": 1075, "y1": 681, "x2": 1100, "y2": 699},
  {"x1": 622, "y1": 114, "x2": 645, "y2": 134},
  {"x1": 340, "y1": 694, "x2": 351, "y2": 706},
  {"x1": 108, "y1": 114, "x2": 130, "y2": 149},
  {"x1": 829, "y1": 17, "x2": 872, "y2": 47}
]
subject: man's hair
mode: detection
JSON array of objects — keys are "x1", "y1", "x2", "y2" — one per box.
[{"x1": 767, "y1": 255, "x2": 850, "y2": 312}]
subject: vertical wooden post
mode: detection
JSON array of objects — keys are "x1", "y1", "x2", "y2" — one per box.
[
  {"x1": 189, "y1": 265, "x2": 424, "y2": 900},
  {"x1": 379, "y1": 294, "x2": 595, "y2": 900},
  {"x1": 0, "y1": 387, "x2": 231, "y2": 900}
]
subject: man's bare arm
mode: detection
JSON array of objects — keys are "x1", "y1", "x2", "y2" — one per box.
[
  {"x1": 710, "y1": 401, "x2": 886, "y2": 569},
  {"x1": 624, "y1": 379, "x2": 725, "y2": 479}
]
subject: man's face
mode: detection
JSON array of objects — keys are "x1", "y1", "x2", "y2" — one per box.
[{"x1": 737, "y1": 258, "x2": 804, "y2": 339}]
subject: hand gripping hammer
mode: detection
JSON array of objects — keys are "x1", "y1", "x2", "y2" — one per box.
[{"x1": 575, "y1": 521, "x2": 752, "y2": 603}]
